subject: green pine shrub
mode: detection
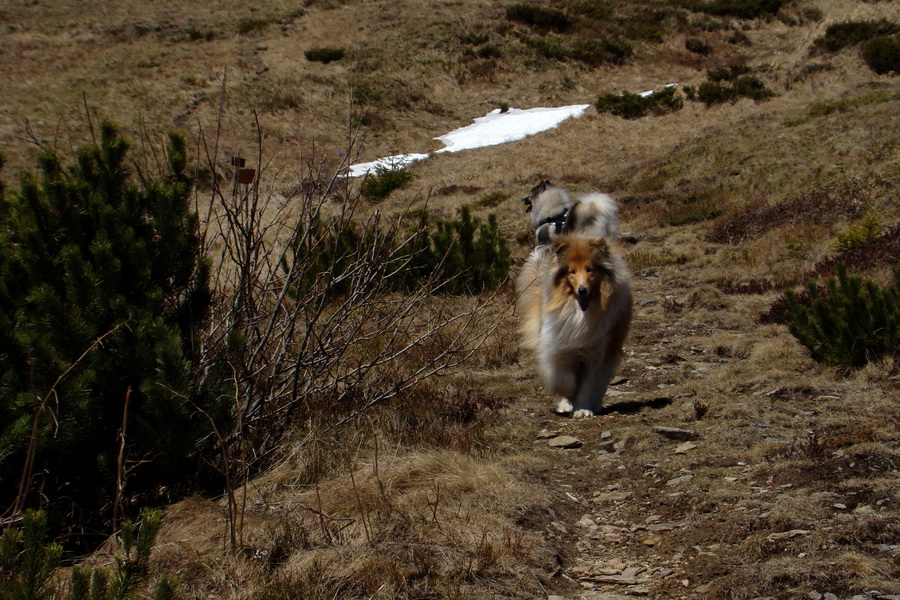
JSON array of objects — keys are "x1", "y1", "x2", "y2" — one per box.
[
  {"x1": 236, "y1": 17, "x2": 277, "y2": 35},
  {"x1": 832, "y1": 212, "x2": 884, "y2": 253},
  {"x1": 0, "y1": 509, "x2": 175, "y2": 600},
  {"x1": 785, "y1": 264, "x2": 900, "y2": 367},
  {"x1": 695, "y1": 65, "x2": 775, "y2": 105},
  {"x1": 534, "y1": 36, "x2": 632, "y2": 66},
  {"x1": 689, "y1": 0, "x2": 787, "y2": 20},
  {"x1": 186, "y1": 27, "x2": 215, "y2": 41},
  {"x1": 282, "y1": 206, "x2": 510, "y2": 296},
  {"x1": 304, "y1": 46, "x2": 346, "y2": 63},
  {"x1": 861, "y1": 35, "x2": 900, "y2": 74},
  {"x1": 69, "y1": 509, "x2": 176, "y2": 600},
  {"x1": 567, "y1": 0, "x2": 614, "y2": 20},
  {"x1": 427, "y1": 206, "x2": 511, "y2": 294},
  {"x1": 0, "y1": 123, "x2": 219, "y2": 528},
  {"x1": 475, "y1": 44, "x2": 503, "y2": 59},
  {"x1": 361, "y1": 165, "x2": 414, "y2": 202},
  {"x1": 685, "y1": 37, "x2": 713, "y2": 54},
  {"x1": 0, "y1": 510, "x2": 61, "y2": 600},
  {"x1": 505, "y1": 4, "x2": 573, "y2": 32},
  {"x1": 813, "y1": 19, "x2": 899, "y2": 52},
  {"x1": 595, "y1": 86, "x2": 683, "y2": 119}
]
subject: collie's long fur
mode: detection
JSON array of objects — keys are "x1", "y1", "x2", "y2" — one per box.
[
  {"x1": 516, "y1": 234, "x2": 632, "y2": 418},
  {"x1": 521, "y1": 180, "x2": 620, "y2": 244}
]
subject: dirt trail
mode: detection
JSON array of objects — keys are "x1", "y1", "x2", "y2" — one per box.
[{"x1": 488, "y1": 230, "x2": 900, "y2": 600}]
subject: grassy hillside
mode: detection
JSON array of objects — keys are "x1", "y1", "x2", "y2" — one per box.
[{"x1": 1, "y1": 0, "x2": 898, "y2": 598}]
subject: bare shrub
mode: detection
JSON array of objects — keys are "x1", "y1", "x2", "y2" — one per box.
[{"x1": 191, "y1": 102, "x2": 511, "y2": 548}]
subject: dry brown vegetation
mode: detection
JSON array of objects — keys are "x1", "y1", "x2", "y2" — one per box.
[{"x1": 2, "y1": 0, "x2": 899, "y2": 598}]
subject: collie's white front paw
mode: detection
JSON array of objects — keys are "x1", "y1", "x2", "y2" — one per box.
[
  {"x1": 555, "y1": 398, "x2": 574, "y2": 414},
  {"x1": 572, "y1": 409, "x2": 596, "y2": 419}
]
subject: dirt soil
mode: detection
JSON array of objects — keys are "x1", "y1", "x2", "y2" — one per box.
[
  {"x1": 480, "y1": 240, "x2": 900, "y2": 599},
  {"x1": 2, "y1": 0, "x2": 899, "y2": 598}
]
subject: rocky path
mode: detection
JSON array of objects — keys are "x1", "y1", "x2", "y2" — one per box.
[{"x1": 497, "y1": 253, "x2": 900, "y2": 600}]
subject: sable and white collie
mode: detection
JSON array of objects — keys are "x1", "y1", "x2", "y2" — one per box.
[{"x1": 516, "y1": 235, "x2": 632, "y2": 418}]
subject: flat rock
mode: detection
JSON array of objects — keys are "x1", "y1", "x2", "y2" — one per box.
[
  {"x1": 766, "y1": 529, "x2": 810, "y2": 542},
  {"x1": 666, "y1": 474, "x2": 694, "y2": 486},
  {"x1": 584, "y1": 574, "x2": 642, "y2": 585},
  {"x1": 576, "y1": 515, "x2": 598, "y2": 528},
  {"x1": 674, "y1": 441, "x2": 698, "y2": 454},
  {"x1": 654, "y1": 426, "x2": 698, "y2": 441},
  {"x1": 592, "y1": 490, "x2": 633, "y2": 503},
  {"x1": 548, "y1": 435, "x2": 583, "y2": 449},
  {"x1": 648, "y1": 521, "x2": 684, "y2": 532},
  {"x1": 597, "y1": 439, "x2": 616, "y2": 452}
]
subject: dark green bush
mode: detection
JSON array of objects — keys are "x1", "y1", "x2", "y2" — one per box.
[
  {"x1": 813, "y1": 19, "x2": 899, "y2": 52},
  {"x1": 361, "y1": 164, "x2": 414, "y2": 202},
  {"x1": 691, "y1": 0, "x2": 786, "y2": 19},
  {"x1": 460, "y1": 30, "x2": 490, "y2": 45},
  {"x1": 861, "y1": 35, "x2": 900, "y2": 74},
  {"x1": 286, "y1": 207, "x2": 511, "y2": 296},
  {"x1": 475, "y1": 44, "x2": 503, "y2": 59},
  {"x1": 833, "y1": 212, "x2": 883, "y2": 253},
  {"x1": 534, "y1": 36, "x2": 632, "y2": 66},
  {"x1": 567, "y1": 0, "x2": 614, "y2": 20},
  {"x1": 506, "y1": 4, "x2": 572, "y2": 32},
  {"x1": 427, "y1": 207, "x2": 511, "y2": 294},
  {"x1": 0, "y1": 509, "x2": 176, "y2": 600},
  {"x1": 596, "y1": 86, "x2": 683, "y2": 118},
  {"x1": 186, "y1": 26, "x2": 215, "y2": 41},
  {"x1": 236, "y1": 17, "x2": 276, "y2": 35},
  {"x1": 0, "y1": 123, "x2": 218, "y2": 528},
  {"x1": 0, "y1": 509, "x2": 61, "y2": 600},
  {"x1": 786, "y1": 264, "x2": 899, "y2": 367},
  {"x1": 707, "y1": 64, "x2": 753, "y2": 81},
  {"x1": 685, "y1": 37, "x2": 713, "y2": 54},
  {"x1": 304, "y1": 46, "x2": 346, "y2": 63},
  {"x1": 695, "y1": 66, "x2": 775, "y2": 105}
]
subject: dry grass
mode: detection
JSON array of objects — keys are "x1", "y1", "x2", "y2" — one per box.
[
  {"x1": 153, "y1": 446, "x2": 554, "y2": 599},
  {"x1": 3, "y1": 0, "x2": 900, "y2": 598}
]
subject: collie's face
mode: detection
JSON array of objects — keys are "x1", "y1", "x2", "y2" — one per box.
[{"x1": 552, "y1": 237, "x2": 614, "y2": 312}]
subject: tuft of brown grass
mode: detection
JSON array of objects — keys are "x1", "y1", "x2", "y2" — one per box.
[{"x1": 153, "y1": 449, "x2": 553, "y2": 600}]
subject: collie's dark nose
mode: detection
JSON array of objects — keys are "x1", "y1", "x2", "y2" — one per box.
[{"x1": 577, "y1": 285, "x2": 589, "y2": 297}]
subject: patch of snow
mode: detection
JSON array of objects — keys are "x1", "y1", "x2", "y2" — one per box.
[
  {"x1": 347, "y1": 104, "x2": 590, "y2": 177},
  {"x1": 347, "y1": 153, "x2": 429, "y2": 178},
  {"x1": 434, "y1": 104, "x2": 591, "y2": 154}
]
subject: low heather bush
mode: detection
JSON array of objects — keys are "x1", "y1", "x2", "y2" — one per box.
[
  {"x1": 305, "y1": 46, "x2": 346, "y2": 63},
  {"x1": 813, "y1": 19, "x2": 899, "y2": 52},
  {"x1": 506, "y1": 4, "x2": 572, "y2": 32},
  {"x1": 690, "y1": 0, "x2": 786, "y2": 19},
  {"x1": 596, "y1": 86, "x2": 683, "y2": 118},
  {"x1": 686, "y1": 37, "x2": 713, "y2": 54},
  {"x1": 861, "y1": 35, "x2": 900, "y2": 74}
]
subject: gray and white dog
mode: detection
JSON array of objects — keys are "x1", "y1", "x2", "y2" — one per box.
[{"x1": 521, "y1": 180, "x2": 620, "y2": 244}]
